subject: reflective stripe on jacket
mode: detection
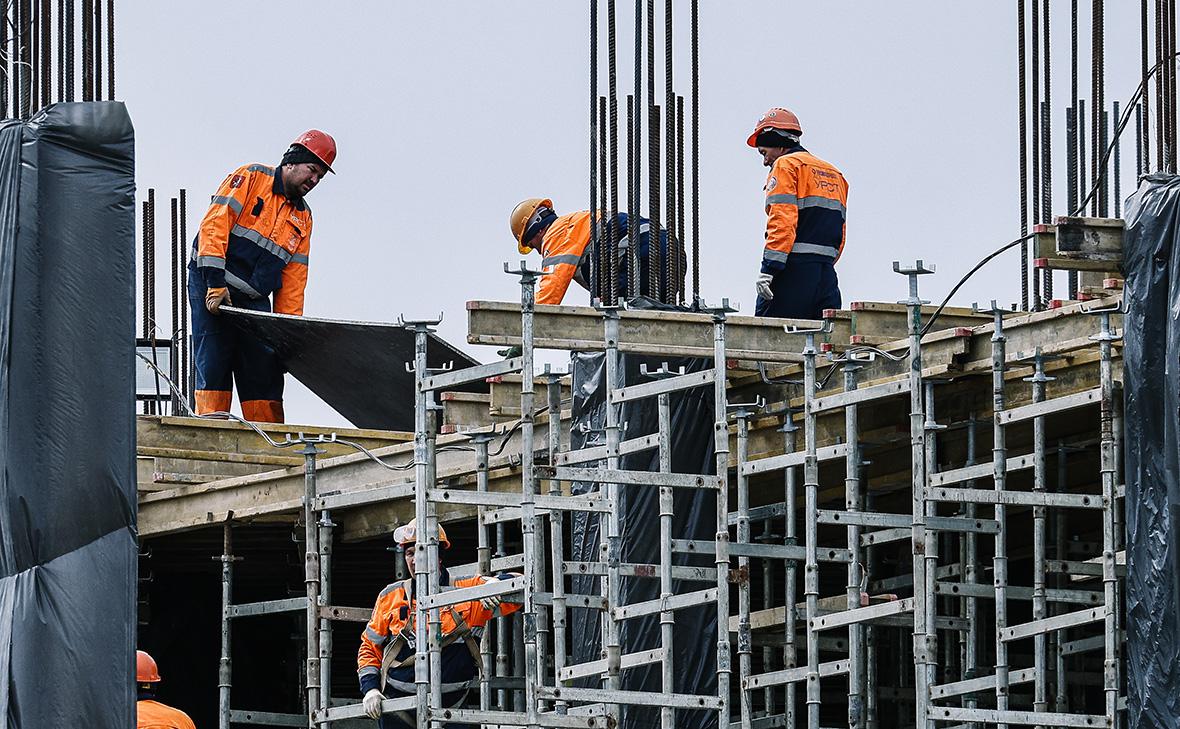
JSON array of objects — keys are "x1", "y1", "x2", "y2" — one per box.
[
  {"x1": 762, "y1": 148, "x2": 848, "y2": 274},
  {"x1": 193, "y1": 163, "x2": 313, "y2": 315},
  {"x1": 356, "y1": 575, "x2": 521, "y2": 693},
  {"x1": 537, "y1": 211, "x2": 596, "y2": 305}
]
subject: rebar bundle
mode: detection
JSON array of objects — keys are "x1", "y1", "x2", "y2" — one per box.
[{"x1": 0, "y1": 0, "x2": 115, "y2": 118}]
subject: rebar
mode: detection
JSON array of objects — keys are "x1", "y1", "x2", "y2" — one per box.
[
  {"x1": 105, "y1": 0, "x2": 112, "y2": 98},
  {"x1": 1018, "y1": 0, "x2": 1029, "y2": 311},
  {"x1": 590, "y1": 0, "x2": 599, "y2": 300},
  {"x1": 1142, "y1": 0, "x2": 1151, "y2": 172},
  {"x1": 92, "y1": 0, "x2": 99, "y2": 101},
  {"x1": 626, "y1": 95, "x2": 636, "y2": 298},
  {"x1": 648, "y1": 103, "x2": 661, "y2": 300},
  {"x1": 676, "y1": 95, "x2": 686, "y2": 305},
  {"x1": 662, "y1": 0, "x2": 673, "y2": 304},
  {"x1": 80, "y1": 0, "x2": 89, "y2": 101},
  {"x1": 39, "y1": 0, "x2": 48, "y2": 111},
  {"x1": 64, "y1": 0, "x2": 73, "y2": 101},
  {"x1": 599, "y1": 97, "x2": 609, "y2": 304},
  {"x1": 1114, "y1": 101, "x2": 1122, "y2": 217},
  {"x1": 180, "y1": 189, "x2": 190, "y2": 405},
  {"x1": 607, "y1": 0, "x2": 619, "y2": 306},
  {"x1": 690, "y1": 0, "x2": 699, "y2": 304},
  {"x1": 169, "y1": 196, "x2": 179, "y2": 415}
]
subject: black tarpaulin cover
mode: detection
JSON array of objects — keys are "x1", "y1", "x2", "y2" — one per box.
[
  {"x1": 566, "y1": 302, "x2": 718, "y2": 729},
  {"x1": 1123, "y1": 173, "x2": 1180, "y2": 727},
  {"x1": 223, "y1": 308, "x2": 484, "y2": 431},
  {"x1": 0, "y1": 103, "x2": 137, "y2": 727}
]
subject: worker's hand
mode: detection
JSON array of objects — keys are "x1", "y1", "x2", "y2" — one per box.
[
  {"x1": 205, "y1": 287, "x2": 232, "y2": 315},
  {"x1": 479, "y1": 575, "x2": 503, "y2": 611},
  {"x1": 497, "y1": 345, "x2": 523, "y2": 360},
  {"x1": 755, "y1": 273, "x2": 775, "y2": 301},
  {"x1": 363, "y1": 688, "x2": 385, "y2": 719}
]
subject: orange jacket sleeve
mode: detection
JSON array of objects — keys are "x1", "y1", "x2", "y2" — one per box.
[
  {"x1": 274, "y1": 215, "x2": 312, "y2": 315},
  {"x1": 358, "y1": 586, "x2": 394, "y2": 691},
  {"x1": 762, "y1": 157, "x2": 799, "y2": 274},
  {"x1": 452, "y1": 576, "x2": 523, "y2": 628},
  {"x1": 195, "y1": 165, "x2": 255, "y2": 289}
]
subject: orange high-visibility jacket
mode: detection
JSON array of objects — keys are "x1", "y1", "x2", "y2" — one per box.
[
  {"x1": 537, "y1": 211, "x2": 596, "y2": 305},
  {"x1": 357, "y1": 576, "x2": 521, "y2": 690},
  {"x1": 762, "y1": 148, "x2": 848, "y2": 273},
  {"x1": 193, "y1": 163, "x2": 312, "y2": 315},
  {"x1": 137, "y1": 699, "x2": 197, "y2": 729}
]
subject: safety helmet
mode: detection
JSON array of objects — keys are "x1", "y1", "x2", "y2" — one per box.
[
  {"x1": 510, "y1": 198, "x2": 554, "y2": 255},
  {"x1": 746, "y1": 107, "x2": 803, "y2": 148},
  {"x1": 393, "y1": 518, "x2": 451, "y2": 549},
  {"x1": 292, "y1": 129, "x2": 337, "y2": 173},
  {"x1": 137, "y1": 650, "x2": 162, "y2": 683}
]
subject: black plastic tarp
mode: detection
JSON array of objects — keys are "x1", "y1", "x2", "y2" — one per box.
[
  {"x1": 566, "y1": 301, "x2": 719, "y2": 729},
  {"x1": 1123, "y1": 174, "x2": 1180, "y2": 727},
  {"x1": 223, "y1": 308, "x2": 484, "y2": 431},
  {"x1": 0, "y1": 103, "x2": 137, "y2": 727}
]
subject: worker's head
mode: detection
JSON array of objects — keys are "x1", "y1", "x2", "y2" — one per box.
[
  {"x1": 394, "y1": 518, "x2": 451, "y2": 574},
  {"x1": 136, "y1": 650, "x2": 162, "y2": 693},
  {"x1": 747, "y1": 108, "x2": 802, "y2": 167},
  {"x1": 510, "y1": 198, "x2": 557, "y2": 255},
  {"x1": 281, "y1": 129, "x2": 336, "y2": 199}
]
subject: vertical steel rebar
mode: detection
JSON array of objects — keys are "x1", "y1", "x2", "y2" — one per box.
[
  {"x1": 1031, "y1": 0, "x2": 1041, "y2": 229},
  {"x1": 180, "y1": 189, "x2": 190, "y2": 405},
  {"x1": 626, "y1": 94, "x2": 636, "y2": 299},
  {"x1": 92, "y1": 0, "x2": 99, "y2": 101},
  {"x1": 1142, "y1": 0, "x2": 1151, "y2": 172},
  {"x1": 1018, "y1": 0, "x2": 1029, "y2": 310},
  {"x1": 649, "y1": 104, "x2": 661, "y2": 300},
  {"x1": 676, "y1": 95, "x2": 686, "y2": 305},
  {"x1": 690, "y1": 0, "x2": 700, "y2": 304},
  {"x1": 1157, "y1": 0, "x2": 1165, "y2": 170},
  {"x1": 64, "y1": 0, "x2": 73, "y2": 101},
  {"x1": 1067, "y1": 106, "x2": 1079, "y2": 298},
  {"x1": 600, "y1": 97, "x2": 609, "y2": 304},
  {"x1": 590, "y1": 0, "x2": 599, "y2": 300},
  {"x1": 105, "y1": 0, "x2": 112, "y2": 98},
  {"x1": 606, "y1": 0, "x2": 619, "y2": 306},
  {"x1": 662, "y1": 0, "x2": 674, "y2": 303},
  {"x1": 39, "y1": 0, "x2": 49, "y2": 111},
  {"x1": 80, "y1": 0, "x2": 90, "y2": 101},
  {"x1": 169, "y1": 197, "x2": 179, "y2": 415},
  {"x1": 1114, "y1": 101, "x2": 1122, "y2": 217}
]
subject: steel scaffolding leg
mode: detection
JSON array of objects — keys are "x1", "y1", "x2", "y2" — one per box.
[
  {"x1": 301, "y1": 440, "x2": 323, "y2": 728},
  {"x1": 217, "y1": 523, "x2": 235, "y2": 729}
]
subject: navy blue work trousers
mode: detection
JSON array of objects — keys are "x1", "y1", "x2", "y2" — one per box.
[
  {"x1": 754, "y1": 258, "x2": 841, "y2": 320},
  {"x1": 187, "y1": 265, "x2": 284, "y2": 420}
]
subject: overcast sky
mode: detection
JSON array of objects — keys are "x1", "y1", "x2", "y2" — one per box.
[{"x1": 125, "y1": 1, "x2": 1150, "y2": 427}]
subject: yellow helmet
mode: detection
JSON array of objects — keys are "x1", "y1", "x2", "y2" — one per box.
[
  {"x1": 393, "y1": 517, "x2": 450, "y2": 549},
  {"x1": 509, "y1": 197, "x2": 553, "y2": 255}
]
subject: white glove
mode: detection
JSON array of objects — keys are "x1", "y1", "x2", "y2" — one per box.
[
  {"x1": 756, "y1": 272, "x2": 775, "y2": 301},
  {"x1": 363, "y1": 688, "x2": 384, "y2": 719},
  {"x1": 480, "y1": 575, "x2": 503, "y2": 611}
]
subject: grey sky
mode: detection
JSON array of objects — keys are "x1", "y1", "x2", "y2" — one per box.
[{"x1": 125, "y1": 1, "x2": 1148, "y2": 427}]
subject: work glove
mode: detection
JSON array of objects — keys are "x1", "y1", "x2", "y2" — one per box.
[
  {"x1": 497, "y1": 345, "x2": 523, "y2": 360},
  {"x1": 479, "y1": 575, "x2": 503, "y2": 611},
  {"x1": 363, "y1": 688, "x2": 384, "y2": 719},
  {"x1": 205, "y1": 287, "x2": 232, "y2": 315},
  {"x1": 755, "y1": 273, "x2": 775, "y2": 301}
]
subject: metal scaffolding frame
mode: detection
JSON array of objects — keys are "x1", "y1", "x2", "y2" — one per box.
[{"x1": 208, "y1": 258, "x2": 1126, "y2": 729}]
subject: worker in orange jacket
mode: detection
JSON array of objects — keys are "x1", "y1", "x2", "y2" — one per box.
[
  {"x1": 509, "y1": 198, "x2": 679, "y2": 306},
  {"x1": 748, "y1": 108, "x2": 849, "y2": 320},
  {"x1": 136, "y1": 650, "x2": 197, "y2": 729},
  {"x1": 188, "y1": 130, "x2": 336, "y2": 423},
  {"x1": 357, "y1": 519, "x2": 521, "y2": 728}
]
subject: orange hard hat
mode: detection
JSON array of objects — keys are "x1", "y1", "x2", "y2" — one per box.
[
  {"x1": 746, "y1": 107, "x2": 803, "y2": 148},
  {"x1": 137, "y1": 650, "x2": 161, "y2": 683},
  {"x1": 510, "y1": 198, "x2": 554, "y2": 255},
  {"x1": 393, "y1": 518, "x2": 451, "y2": 549},
  {"x1": 292, "y1": 129, "x2": 337, "y2": 173}
]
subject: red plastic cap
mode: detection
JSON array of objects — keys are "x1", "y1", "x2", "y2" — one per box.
[{"x1": 292, "y1": 129, "x2": 336, "y2": 173}]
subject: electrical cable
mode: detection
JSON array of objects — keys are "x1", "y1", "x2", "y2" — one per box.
[{"x1": 921, "y1": 52, "x2": 1179, "y2": 337}]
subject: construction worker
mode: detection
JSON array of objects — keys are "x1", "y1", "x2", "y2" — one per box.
[
  {"x1": 748, "y1": 108, "x2": 848, "y2": 320},
  {"x1": 188, "y1": 130, "x2": 337, "y2": 423},
  {"x1": 508, "y1": 198, "x2": 678, "y2": 306},
  {"x1": 357, "y1": 519, "x2": 521, "y2": 728},
  {"x1": 136, "y1": 650, "x2": 197, "y2": 729}
]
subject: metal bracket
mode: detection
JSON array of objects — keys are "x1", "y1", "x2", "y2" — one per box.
[
  {"x1": 973, "y1": 300, "x2": 1009, "y2": 341},
  {"x1": 504, "y1": 260, "x2": 544, "y2": 285},
  {"x1": 640, "y1": 362, "x2": 687, "y2": 379},
  {"x1": 698, "y1": 298, "x2": 739, "y2": 321},
  {"x1": 893, "y1": 260, "x2": 935, "y2": 306}
]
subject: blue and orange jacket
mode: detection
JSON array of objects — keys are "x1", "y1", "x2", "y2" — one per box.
[
  {"x1": 357, "y1": 573, "x2": 521, "y2": 695},
  {"x1": 537, "y1": 211, "x2": 678, "y2": 305},
  {"x1": 762, "y1": 146, "x2": 848, "y2": 273},
  {"x1": 192, "y1": 163, "x2": 312, "y2": 315}
]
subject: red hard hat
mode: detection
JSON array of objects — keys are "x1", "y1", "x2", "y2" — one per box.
[
  {"x1": 137, "y1": 650, "x2": 162, "y2": 683},
  {"x1": 746, "y1": 107, "x2": 803, "y2": 147},
  {"x1": 292, "y1": 129, "x2": 337, "y2": 173}
]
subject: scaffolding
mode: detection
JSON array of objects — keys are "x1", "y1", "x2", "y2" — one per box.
[{"x1": 197, "y1": 257, "x2": 1126, "y2": 729}]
